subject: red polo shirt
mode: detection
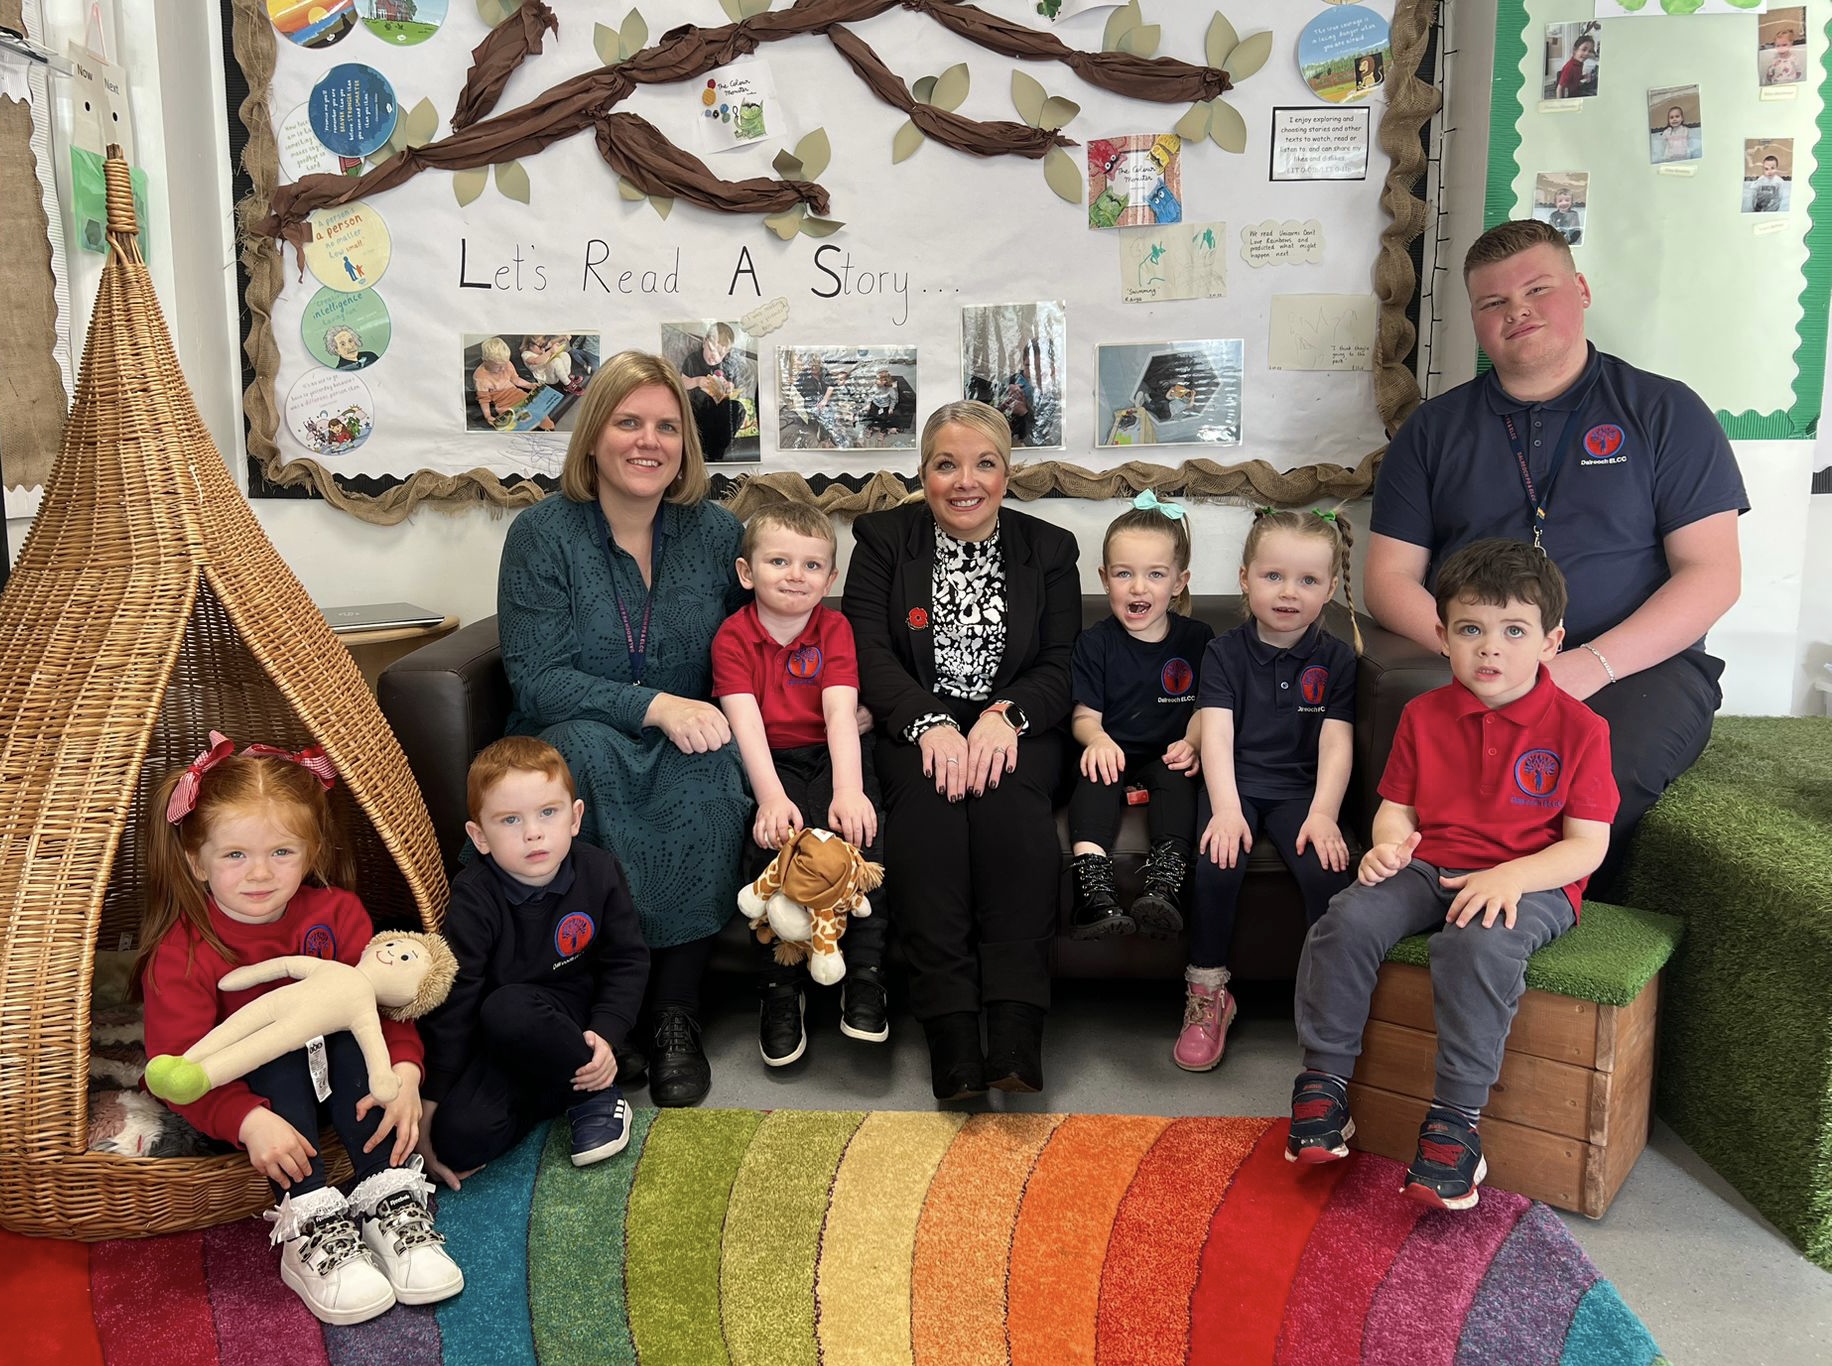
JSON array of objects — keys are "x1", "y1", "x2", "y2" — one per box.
[
  {"x1": 712, "y1": 603, "x2": 860, "y2": 749},
  {"x1": 1379, "y1": 666, "x2": 1619, "y2": 913}
]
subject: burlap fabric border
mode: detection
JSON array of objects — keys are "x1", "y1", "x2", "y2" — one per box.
[{"x1": 231, "y1": 0, "x2": 1438, "y2": 525}]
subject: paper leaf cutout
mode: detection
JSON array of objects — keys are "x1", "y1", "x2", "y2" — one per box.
[
  {"x1": 800, "y1": 216, "x2": 844, "y2": 238},
  {"x1": 1043, "y1": 144, "x2": 1081, "y2": 203},
  {"x1": 617, "y1": 176, "x2": 647, "y2": 201},
  {"x1": 403, "y1": 98, "x2": 438, "y2": 147},
  {"x1": 773, "y1": 149, "x2": 804, "y2": 179},
  {"x1": 1117, "y1": 24, "x2": 1160, "y2": 57},
  {"x1": 794, "y1": 127, "x2": 831, "y2": 181},
  {"x1": 931, "y1": 63, "x2": 970, "y2": 113},
  {"x1": 620, "y1": 9, "x2": 647, "y2": 56},
  {"x1": 763, "y1": 206, "x2": 805, "y2": 240},
  {"x1": 912, "y1": 74, "x2": 938, "y2": 105},
  {"x1": 594, "y1": 22, "x2": 621, "y2": 65},
  {"x1": 739, "y1": 0, "x2": 774, "y2": 17},
  {"x1": 719, "y1": 0, "x2": 745, "y2": 21},
  {"x1": 1208, "y1": 99, "x2": 1247, "y2": 153},
  {"x1": 495, "y1": 161, "x2": 531, "y2": 204},
  {"x1": 1103, "y1": 0, "x2": 1142, "y2": 53},
  {"x1": 1206, "y1": 13, "x2": 1239, "y2": 69},
  {"x1": 650, "y1": 195, "x2": 674, "y2": 220},
  {"x1": 1039, "y1": 95, "x2": 1079, "y2": 131},
  {"x1": 453, "y1": 166, "x2": 488, "y2": 206},
  {"x1": 1011, "y1": 69, "x2": 1047, "y2": 126},
  {"x1": 1224, "y1": 30, "x2": 1273, "y2": 83},
  {"x1": 1174, "y1": 102, "x2": 1211, "y2": 142},
  {"x1": 476, "y1": 0, "x2": 510, "y2": 27},
  {"x1": 892, "y1": 119, "x2": 925, "y2": 163}
]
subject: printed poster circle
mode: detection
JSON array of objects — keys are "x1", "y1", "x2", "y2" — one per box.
[
  {"x1": 302, "y1": 287, "x2": 391, "y2": 371},
  {"x1": 1298, "y1": 4, "x2": 1392, "y2": 105},
  {"x1": 268, "y1": 0, "x2": 357, "y2": 49},
  {"x1": 286, "y1": 369, "x2": 376, "y2": 456},
  {"x1": 304, "y1": 200, "x2": 392, "y2": 292},
  {"x1": 278, "y1": 102, "x2": 360, "y2": 182},
  {"x1": 308, "y1": 63, "x2": 398, "y2": 158},
  {"x1": 362, "y1": 0, "x2": 448, "y2": 47}
]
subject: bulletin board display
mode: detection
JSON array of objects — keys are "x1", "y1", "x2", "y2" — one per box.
[
  {"x1": 233, "y1": 0, "x2": 1434, "y2": 520},
  {"x1": 1486, "y1": 0, "x2": 1832, "y2": 439}
]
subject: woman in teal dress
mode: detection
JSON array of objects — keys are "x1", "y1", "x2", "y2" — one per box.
[{"x1": 498, "y1": 351, "x2": 748, "y2": 1107}]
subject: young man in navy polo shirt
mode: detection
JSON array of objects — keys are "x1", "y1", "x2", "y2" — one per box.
[
  {"x1": 712, "y1": 503, "x2": 889, "y2": 1065},
  {"x1": 1287, "y1": 540, "x2": 1619, "y2": 1211},
  {"x1": 1365, "y1": 218, "x2": 1744, "y2": 890}
]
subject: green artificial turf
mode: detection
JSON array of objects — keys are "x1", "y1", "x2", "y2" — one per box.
[
  {"x1": 1383, "y1": 901, "x2": 1682, "y2": 1006},
  {"x1": 1618, "y1": 715, "x2": 1832, "y2": 1271}
]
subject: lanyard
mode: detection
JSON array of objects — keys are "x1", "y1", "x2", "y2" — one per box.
[
  {"x1": 595, "y1": 506, "x2": 666, "y2": 686},
  {"x1": 1498, "y1": 372, "x2": 1598, "y2": 552}
]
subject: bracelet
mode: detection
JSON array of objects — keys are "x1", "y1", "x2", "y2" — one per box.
[
  {"x1": 905, "y1": 713, "x2": 960, "y2": 743},
  {"x1": 1580, "y1": 643, "x2": 1618, "y2": 686}
]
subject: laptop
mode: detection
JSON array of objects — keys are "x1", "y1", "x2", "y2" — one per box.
[{"x1": 321, "y1": 602, "x2": 447, "y2": 634}]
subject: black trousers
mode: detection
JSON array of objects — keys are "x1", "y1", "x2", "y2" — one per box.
[
  {"x1": 427, "y1": 982, "x2": 596, "y2": 1172},
  {"x1": 1584, "y1": 648, "x2": 1723, "y2": 895},
  {"x1": 877, "y1": 711, "x2": 1063, "y2": 1021},
  {"x1": 1067, "y1": 752, "x2": 1200, "y2": 851},
  {"x1": 1190, "y1": 791, "x2": 1352, "y2": 969},
  {"x1": 742, "y1": 742, "x2": 888, "y2": 983},
  {"x1": 244, "y1": 1032, "x2": 391, "y2": 1199}
]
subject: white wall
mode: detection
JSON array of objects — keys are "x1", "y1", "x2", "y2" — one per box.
[{"x1": 6, "y1": 0, "x2": 1823, "y2": 713}]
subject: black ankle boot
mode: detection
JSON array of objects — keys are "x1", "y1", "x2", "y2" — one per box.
[
  {"x1": 923, "y1": 1011, "x2": 986, "y2": 1101},
  {"x1": 984, "y1": 1001, "x2": 1045, "y2": 1094},
  {"x1": 650, "y1": 1005, "x2": 711, "y2": 1107},
  {"x1": 1132, "y1": 838, "x2": 1193, "y2": 938},
  {"x1": 1070, "y1": 852, "x2": 1134, "y2": 940}
]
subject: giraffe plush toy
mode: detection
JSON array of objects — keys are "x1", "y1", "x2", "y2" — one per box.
[{"x1": 737, "y1": 828, "x2": 883, "y2": 986}]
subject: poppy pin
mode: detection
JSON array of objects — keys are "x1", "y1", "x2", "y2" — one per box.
[{"x1": 907, "y1": 607, "x2": 930, "y2": 630}]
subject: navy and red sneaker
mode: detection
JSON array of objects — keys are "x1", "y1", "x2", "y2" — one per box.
[
  {"x1": 1285, "y1": 1070, "x2": 1355, "y2": 1164},
  {"x1": 1403, "y1": 1106, "x2": 1488, "y2": 1210}
]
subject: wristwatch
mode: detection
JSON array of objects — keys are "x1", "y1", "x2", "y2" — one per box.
[{"x1": 983, "y1": 700, "x2": 1029, "y2": 735}]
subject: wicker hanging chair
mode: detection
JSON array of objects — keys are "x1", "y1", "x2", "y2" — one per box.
[{"x1": 0, "y1": 151, "x2": 448, "y2": 1241}]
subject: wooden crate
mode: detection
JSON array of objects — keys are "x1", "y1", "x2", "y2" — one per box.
[{"x1": 1347, "y1": 961, "x2": 1660, "y2": 1218}]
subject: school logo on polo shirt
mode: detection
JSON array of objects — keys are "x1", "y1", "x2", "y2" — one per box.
[
  {"x1": 1514, "y1": 748, "x2": 1562, "y2": 800},
  {"x1": 1581, "y1": 423, "x2": 1627, "y2": 466},
  {"x1": 787, "y1": 644, "x2": 823, "y2": 686},
  {"x1": 1299, "y1": 665, "x2": 1330, "y2": 708},
  {"x1": 555, "y1": 912, "x2": 595, "y2": 958},
  {"x1": 1161, "y1": 657, "x2": 1194, "y2": 697},
  {"x1": 302, "y1": 924, "x2": 336, "y2": 959}
]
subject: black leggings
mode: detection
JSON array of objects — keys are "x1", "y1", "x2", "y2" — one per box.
[
  {"x1": 1067, "y1": 752, "x2": 1200, "y2": 851},
  {"x1": 647, "y1": 933, "x2": 719, "y2": 1013},
  {"x1": 243, "y1": 1031, "x2": 390, "y2": 1200},
  {"x1": 1190, "y1": 791, "x2": 1352, "y2": 969}
]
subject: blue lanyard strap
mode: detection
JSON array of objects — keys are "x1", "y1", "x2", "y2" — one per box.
[
  {"x1": 595, "y1": 506, "x2": 666, "y2": 686},
  {"x1": 1498, "y1": 372, "x2": 1599, "y2": 552}
]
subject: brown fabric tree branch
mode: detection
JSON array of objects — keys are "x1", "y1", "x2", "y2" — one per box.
[
  {"x1": 594, "y1": 111, "x2": 831, "y2": 215},
  {"x1": 450, "y1": 0, "x2": 560, "y2": 131}
]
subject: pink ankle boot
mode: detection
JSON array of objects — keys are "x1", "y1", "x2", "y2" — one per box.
[{"x1": 1172, "y1": 968, "x2": 1236, "y2": 1072}]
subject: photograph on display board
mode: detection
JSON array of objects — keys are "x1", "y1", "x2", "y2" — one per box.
[
  {"x1": 1543, "y1": 21, "x2": 1601, "y2": 101},
  {"x1": 461, "y1": 332, "x2": 600, "y2": 435},
  {"x1": 776, "y1": 347, "x2": 919, "y2": 451},
  {"x1": 1087, "y1": 134, "x2": 1182, "y2": 229},
  {"x1": 1648, "y1": 86, "x2": 1703, "y2": 165},
  {"x1": 661, "y1": 320, "x2": 762, "y2": 464},
  {"x1": 1095, "y1": 340, "x2": 1243, "y2": 449},
  {"x1": 1761, "y1": 8, "x2": 1808, "y2": 87},
  {"x1": 961, "y1": 302, "x2": 1066, "y2": 449},
  {"x1": 1532, "y1": 172, "x2": 1589, "y2": 246},
  {"x1": 1743, "y1": 139, "x2": 1794, "y2": 213}
]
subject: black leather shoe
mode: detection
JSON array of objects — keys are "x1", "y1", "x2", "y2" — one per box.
[
  {"x1": 984, "y1": 1001, "x2": 1045, "y2": 1094},
  {"x1": 839, "y1": 966, "x2": 890, "y2": 1043},
  {"x1": 923, "y1": 1011, "x2": 986, "y2": 1101},
  {"x1": 1070, "y1": 852, "x2": 1134, "y2": 939},
  {"x1": 650, "y1": 1006, "x2": 711, "y2": 1107}
]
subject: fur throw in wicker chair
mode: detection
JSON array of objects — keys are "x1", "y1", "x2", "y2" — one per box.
[{"x1": 738, "y1": 829, "x2": 883, "y2": 986}]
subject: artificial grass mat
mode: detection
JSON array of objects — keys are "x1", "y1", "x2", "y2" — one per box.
[
  {"x1": 1383, "y1": 900, "x2": 1682, "y2": 1005},
  {"x1": 1618, "y1": 714, "x2": 1832, "y2": 1270}
]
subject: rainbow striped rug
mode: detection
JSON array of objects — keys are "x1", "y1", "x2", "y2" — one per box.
[{"x1": 2, "y1": 1110, "x2": 1665, "y2": 1365}]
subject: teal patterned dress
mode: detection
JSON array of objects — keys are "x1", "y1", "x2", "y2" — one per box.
[{"x1": 498, "y1": 494, "x2": 749, "y2": 947}]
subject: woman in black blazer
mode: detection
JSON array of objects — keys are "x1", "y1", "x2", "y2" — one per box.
[{"x1": 842, "y1": 401, "x2": 1080, "y2": 1099}]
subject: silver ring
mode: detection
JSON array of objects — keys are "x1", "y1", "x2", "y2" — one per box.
[
  {"x1": 993, "y1": 747, "x2": 1007, "y2": 755},
  {"x1": 945, "y1": 757, "x2": 959, "y2": 765}
]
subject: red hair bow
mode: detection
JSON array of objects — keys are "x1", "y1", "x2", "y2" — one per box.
[{"x1": 165, "y1": 731, "x2": 337, "y2": 823}]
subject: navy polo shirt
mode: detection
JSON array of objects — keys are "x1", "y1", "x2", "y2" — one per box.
[
  {"x1": 1071, "y1": 613, "x2": 1214, "y2": 751},
  {"x1": 1372, "y1": 346, "x2": 1748, "y2": 646},
  {"x1": 1197, "y1": 620, "x2": 1357, "y2": 802}
]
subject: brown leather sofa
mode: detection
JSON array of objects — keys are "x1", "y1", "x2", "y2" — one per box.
[{"x1": 378, "y1": 596, "x2": 1448, "y2": 981}]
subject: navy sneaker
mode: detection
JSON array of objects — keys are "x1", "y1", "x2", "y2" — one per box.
[
  {"x1": 1403, "y1": 1106, "x2": 1487, "y2": 1211},
  {"x1": 1285, "y1": 1070, "x2": 1355, "y2": 1164},
  {"x1": 567, "y1": 1085, "x2": 632, "y2": 1167}
]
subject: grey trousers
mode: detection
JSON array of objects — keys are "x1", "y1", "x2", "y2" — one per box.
[{"x1": 1294, "y1": 858, "x2": 1576, "y2": 1111}]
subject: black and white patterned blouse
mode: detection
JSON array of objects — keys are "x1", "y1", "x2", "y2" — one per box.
[{"x1": 932, "y1": 525, "x2": 1006, "y2": 700}]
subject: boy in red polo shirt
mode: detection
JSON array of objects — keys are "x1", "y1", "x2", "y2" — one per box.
[
  {"x1": 1286, "y1": 539, "x2": 1618, "y2": 1209},
  {"x1": 712, "y1": 503, "x2": 889, "y2": 1067}
]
